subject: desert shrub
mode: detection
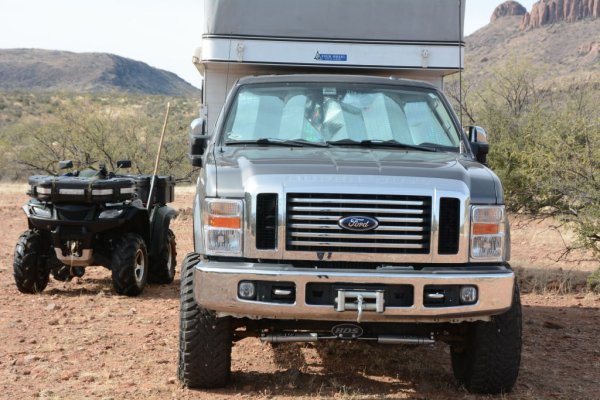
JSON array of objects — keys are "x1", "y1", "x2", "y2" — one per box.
[
  {"x1": 588, "y1": 269, "x2": 600, "y2": 294},
  {"x1": 449, "y1": 61, "x2": 600, "y2": 277},
  {"x1": 0, "y1": 92, "x2": 199, "y2": 181}
]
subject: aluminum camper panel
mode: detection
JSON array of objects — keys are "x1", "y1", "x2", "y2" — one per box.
[{"x1": 204, "y1": 0, "x2": 465, "y2": 43}]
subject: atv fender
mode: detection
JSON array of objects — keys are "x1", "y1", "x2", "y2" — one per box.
[{"x1": 149, "y1": 206, "x2": 177, "y2": 257}]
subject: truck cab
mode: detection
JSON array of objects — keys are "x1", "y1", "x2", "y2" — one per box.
[{"x1": 178, "y1": 0, "x2": 521, "y2": 394}]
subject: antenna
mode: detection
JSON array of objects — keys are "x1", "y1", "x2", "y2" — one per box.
[{"x1": 458, "y1": 0, "x2": 463, "y2": 127}]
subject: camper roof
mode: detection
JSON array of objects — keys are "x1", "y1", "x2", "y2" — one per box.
[{"x1": 203, "y1": 0, "x2": 465, "y2": 43}]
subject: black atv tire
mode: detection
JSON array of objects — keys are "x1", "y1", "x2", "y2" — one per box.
[
  {"x1": 450, "y1": 283, "x2": 522, "y2": 394},
  {"x1": 111, "y1": 233, "x2": 148, "y2": 296},
  {"x1": 13, "y1": 230, "x2": 50, "y2": 294},
  {"x1": 148, "y1": 229, "x2": 177, "y2": 284},
  {"x1": 177, "y1": 253, "x2": 232, "y2": 388}
]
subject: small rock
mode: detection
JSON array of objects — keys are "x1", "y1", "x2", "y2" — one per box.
[
  {"x1": 60, "y1": 372, "x2": 74, "y2": 381},
  {"x1": 48, "y1": 319, "x2": 59, "y2": 326},
  {"x1": 22, "y1": 370, "x2": 31, "y2": 375},
  {"x1": 23, "y1": 355, "x2": 40, "y2": 364},
  {"x1": 46, "y1": 303, "x2": 60, "y2": 311},
  {"x1": 167, "y1": 377, "x2": 176, "y2": 384}
]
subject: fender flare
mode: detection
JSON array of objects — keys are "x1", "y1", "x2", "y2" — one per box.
[{"x1": 149, "y1": 206, "x2": 177, "y2": 257}]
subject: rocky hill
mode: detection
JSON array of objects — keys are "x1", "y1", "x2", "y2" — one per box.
[
  {"x1": 466, "y1": 0, "x2": 600, "y2": 87},
  {"x1": 491, "y1": 1, "x2": 527, "y2": 22},
  {"x1": 520, "y1": 0, "x2": 600, "y2": 29},
  {"x1": 0, "y1": 49, "x2": 199, "y2": 96}
]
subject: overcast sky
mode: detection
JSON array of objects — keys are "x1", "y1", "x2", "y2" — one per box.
[{"x1": 0, "y1": 0, "x2": 537, "y2": 88}]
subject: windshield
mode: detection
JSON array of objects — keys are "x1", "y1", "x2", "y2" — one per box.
[{"x1": 222, "y1": 83, "x2": 462, "y2": 150}]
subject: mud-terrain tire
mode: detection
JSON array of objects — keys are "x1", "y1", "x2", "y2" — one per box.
[
  {"x1": 178, "y1": 252, "x2": 232, "y2": 388},
  {"x1": 148, "y1": 229, "x2": 177, "y2": 284},
  {"x1": 111, "y1": 233, "x2": 148, "y2": 296},
  {"x1": 451, "y1": 283, "x2": 522, "y2": 394},
  {"x1": 13, "y1": 230, "x2": 50, "y2": 294}
]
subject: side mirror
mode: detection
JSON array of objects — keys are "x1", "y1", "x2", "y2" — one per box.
[
  {"x1": 189, "y1": 118, "x2": 209, "y2": 167},
  {"x1": 116, "y1": 160, "x2": 132, "y2": 169},
  {"x1": 58, "y1": 160, "x2": 73, "y2": 170},
  {"x1": 467, "y1": 126, "x2": 490, "y2": 165}
]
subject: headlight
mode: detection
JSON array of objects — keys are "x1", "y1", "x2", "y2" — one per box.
[
  {"x1": 470, "y1": 205, "x2": 506, "y2": 261},
  {"x1": 204, "y1": 199, "x2": 243, "y2": 255},
  {"x1": 92, "y1": 188, "x2": 114, "y2": 196},
  {"x1": 59, "y1": 188, "x2": 84, "y2": 195},
  {"x1": 36, "y1": 186, "x2": 52, "y2": 195},
  {"x1": 30, "y1": 205, "x2": 52, "y2": 218},
  {"x1": 99, "y1": 209, "x2": 124, "y2": 219}
]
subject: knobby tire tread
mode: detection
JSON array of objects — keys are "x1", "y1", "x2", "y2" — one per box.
[
  {"x1": 148, "y1": 229, "x2": 177, "y2": 284},
  {"x1": 111, "y1": 233, "x2": 147, "y2": 296},
  {"x1": 177, "y1": 252, "x2": 232, "y2": 388},
  {"x1": 451, "y1": 283, "x2": 522, "y2": 394},
  {"x1": 13, "y1": 230, "x2": 49, "y2": 294}
]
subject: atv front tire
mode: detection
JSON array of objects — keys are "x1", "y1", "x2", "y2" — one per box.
[
  {"x1": 13, "y1": 230, "x2": 50, "y2": 294},
  {"x1": 177, "y1": 253, "x2": 232, "y2": 388},
  {"x1": 111, "y1": 233, "x2": 148, "y2": 296},
  {"x1": 450, "y1": 283, "x2": 522, "y2": 394},
  {"x1": 148, "y1": 229, "x2": 177, "y2": 284}
]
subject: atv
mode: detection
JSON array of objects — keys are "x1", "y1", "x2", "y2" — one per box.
[{"x1": 13, "y1": 160, "x2": 177, "y2": 296}]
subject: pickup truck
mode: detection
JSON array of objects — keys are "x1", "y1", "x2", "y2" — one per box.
[{"x1": 177, "y1": 73, "x2": 521, "y2": 394}]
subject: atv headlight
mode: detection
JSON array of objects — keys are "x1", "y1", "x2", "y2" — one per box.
[
  {"x1": 470, "y1": 205, "x2": 506, "y2": 261},
  {"x1": 29, "y1": 204, "x2": 52, "y2": 218},
  {"x1": 99, "y1": 209, "x2": 124, "y2": 219},
  {"x1": 204, "y1": 199, "x2": 243, "y2": 256},
  {"x1": 92, "y1": 188, "x2": 114, "y2": 196},
  {"x1": 35, "y1": 186, "x2": 52, "y2": 195}
]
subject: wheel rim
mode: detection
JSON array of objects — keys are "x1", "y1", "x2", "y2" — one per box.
[
  {"x1": 166, "y1": 239, "x2": 175, "y2": 276},
  {"x1": 134, "y1": 249, "x2": 145, "y2": 284}
]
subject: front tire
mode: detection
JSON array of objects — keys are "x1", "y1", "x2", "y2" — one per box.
[
  {"x1": 111, "y1": 233, "x2": 148, "y2": 296},
  {"x1": 148, "y1": 229, "x2": 177, "y2": 284},
  {"x1": 451, "y1": 283, "x2": 522, "y2": 394},
  {"x1": 177, "y1": 252, "x2": 232, "y2": 388},
  {"x1": 13, "y1": 230, "x2": 50, "y2": 294}
]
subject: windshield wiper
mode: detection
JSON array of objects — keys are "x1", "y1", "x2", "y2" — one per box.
[
  {"x1": 225, "y1": 138, "x2": 329, "y2": 147},
  {"x1": 327, "y1": 139, "x2": 437, "y2": 152}
]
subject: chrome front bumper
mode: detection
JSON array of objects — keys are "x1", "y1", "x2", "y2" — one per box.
[{"x1": 193, "y1": 262, "x2": 515, "y2": 323}]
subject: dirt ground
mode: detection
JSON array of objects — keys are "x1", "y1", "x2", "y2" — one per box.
[{"x1": 1, "y1": 185, "x2": 599, "y2": 400}]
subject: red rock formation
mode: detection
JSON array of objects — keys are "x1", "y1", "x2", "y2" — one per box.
[
  {"x1": 520, "y1": 0, "x2": 600, "y2": 29},
  {"x1": 491, "y1": 1, "x2": 528, "y2": 22}
]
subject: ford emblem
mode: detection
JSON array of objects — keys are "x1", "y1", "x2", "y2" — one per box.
[
  {"x1": 332, "y1": 323, "x2": 363, "y2": 339},
  {"x1": 338, "y1": 216, "x2": 379, "y2": 232}
]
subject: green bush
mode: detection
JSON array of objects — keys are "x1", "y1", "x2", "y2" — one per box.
[
  {"x1": 0, "y1": 92, "x2": 199, "y2": 181},
  {"x1": 448, "y1": 60, "x2": 600, "y2": 277}
]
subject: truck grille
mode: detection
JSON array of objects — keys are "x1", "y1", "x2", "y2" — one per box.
[
  {"x1": 256, "y1": 193, "x2": 278, "y2": 249},
  {"x1": 438, "y1": 197, "x2": 460, "y2": 255},
  {"x1": 286, "y1": 193, "x2": 431, "y2": 254}
]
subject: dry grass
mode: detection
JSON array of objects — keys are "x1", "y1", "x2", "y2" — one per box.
[
  {"x1": 0, "y1": 182, "x2": 28, "y2": 194},
  {"x1": 514, "y1": 264, "x2": 591, "y2": 295}
]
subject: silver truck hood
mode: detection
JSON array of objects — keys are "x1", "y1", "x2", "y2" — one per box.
[{"x1": 209, "y1": 147, "x2": 503, "y2": 204}]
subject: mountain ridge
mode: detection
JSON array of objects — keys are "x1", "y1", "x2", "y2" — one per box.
[
  {"x1": 0, "y1": 48, "x2": 199, "y2": 96},
  {"x1": 466, "y1": 1, "x2": 600, "y2": 87}
]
